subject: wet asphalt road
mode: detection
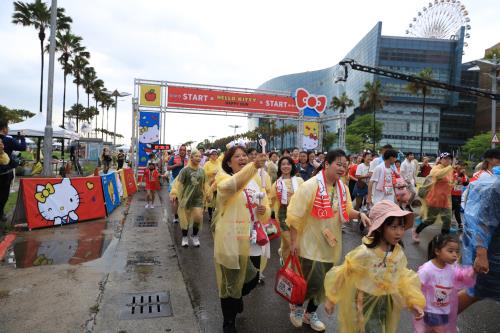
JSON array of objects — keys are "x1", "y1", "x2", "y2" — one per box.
[{"x1": 167, "y1": 208, "x2": 500, "y2": 333}]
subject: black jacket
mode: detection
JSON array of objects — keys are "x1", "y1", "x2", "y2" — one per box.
[{"x1": 0, "y1": 133, "x2": 27, "y2": 173}]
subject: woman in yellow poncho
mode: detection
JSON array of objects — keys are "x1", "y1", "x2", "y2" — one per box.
[
  {"x1": 169, "y1": 150, "x2": 209, "y2": 248},
  {"x1": 269, "y1": 156, "x2": 303, "y2": 264},
  {"x1": 324, "y1": 200, "x2": 425, "y2": 333},
  {"x1": 203, "y1": 149, "x2": 221, "y2": 221},
  {"x1": 212, "y1": 145, "x2": 270, "y2": 333},
  {"x1": 286, "y1": 149, "x2": 370, "y2": 332}
]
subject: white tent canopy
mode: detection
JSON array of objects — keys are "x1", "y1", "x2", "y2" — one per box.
[{"x1": 8, "y1": 113, "x2": 80, "y2": 139}]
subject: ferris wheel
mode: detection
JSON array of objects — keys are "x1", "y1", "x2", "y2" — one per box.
[{"x1": 405, "y1": 0, "x2": 471, "y2": 47}]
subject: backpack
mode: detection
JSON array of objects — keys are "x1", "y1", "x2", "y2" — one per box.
[{"x1": 418, "y1": 175, "x2": 433, "y2": 199}]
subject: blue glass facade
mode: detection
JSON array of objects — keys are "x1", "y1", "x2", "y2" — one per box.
[{"x1": 254, "y1": 22, "x2": 465, "y2": 155}]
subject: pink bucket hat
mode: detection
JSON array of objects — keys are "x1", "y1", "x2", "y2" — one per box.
[{"x1": 367, "y1": 200, "x2": 414, "y2": 236}]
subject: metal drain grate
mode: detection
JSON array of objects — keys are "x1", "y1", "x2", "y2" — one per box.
[
  {"x1": 134, "y1": 215, "x2": 158, "y2": 227},
  {"x1": 119, "y1": 291, "x2": 173, "y2": 320},
  {"x1": 127, "y1": 252, "x2": 160, "y2": 266}
]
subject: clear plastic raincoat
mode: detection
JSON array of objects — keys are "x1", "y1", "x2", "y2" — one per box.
[
  {"x1": 462, "y1": 167, "x2": 500, "y2": 300},
  {"x1": 324, "y1": 241, "x2": 425, "y2": 333},
  {"x1": 212, "y1": 162, "x2": 271, "y2": 299}
]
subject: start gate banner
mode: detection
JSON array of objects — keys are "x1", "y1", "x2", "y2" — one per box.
[
  {"x1": 138, "y1": 111, "x2": 160, "y2": 167},
  {"x1": 21, "y1": 177, "x2": 106, "y2": 230},
  {"x1": 101, "y1": 172, "x2": 121, "y2": 215},
  {"x1": 167, "y1": 85, "x2": 299, "y2": 116}
]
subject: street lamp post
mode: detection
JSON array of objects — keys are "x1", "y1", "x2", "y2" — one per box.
[
  {"x1": 229, "y1": 125, "x2": 240, "y2": 135},
  {"x1": 105, "y1": 89, "x2": 131, "y2": 146},
  {"x1": 42, "y1": 0, "x2": 57, "y2": 177},
  {"x1": 474, "y1": 55, "x2": 500, "y2": 148},
  {"x1": 228, "y1": 124, "x2": 241, "y2": 135}
]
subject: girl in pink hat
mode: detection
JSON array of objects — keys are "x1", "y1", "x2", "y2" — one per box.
[{"x1": 323, "y1": 200, "x2": 425, "y2": 333}]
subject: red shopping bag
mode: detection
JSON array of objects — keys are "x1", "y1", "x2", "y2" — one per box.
[
  {"x1": 274, "y1": 255, "x2": 307, "y2": 305},
  {"x1": 264, "y1": 218, "x2": 281, "y2": 241},
  {"x1": 255, "y1": 222, "x2": 269, "y2": 246}
]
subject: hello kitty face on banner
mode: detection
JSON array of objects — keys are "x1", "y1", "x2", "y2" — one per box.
[
  {"x1": 35, "y1": 178, "x2": 80, "y2": 225},
  {"x1": 139, "y1": 124, "x2": 160, "y2": 144},
  {"x1": 295, "y1": 88, "x2": 327, "y2": 114}
]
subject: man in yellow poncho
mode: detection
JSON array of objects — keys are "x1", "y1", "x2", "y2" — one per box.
[
  {"x1": 286, "y1": 149, "x2": 370, "y2": 332},
  {"x1": 212, "y1": 145, "x2": 270, "y2": 333},
  {"x1": 170, "y1": 150, "x2": 209, "y2": 247}
]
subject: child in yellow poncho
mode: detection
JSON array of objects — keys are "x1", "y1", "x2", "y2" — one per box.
[
  {"x1": 169, "y1": 150, "x2": 209, "y2": 248},
  {"x1": 212, "y1": 146, "x2": 271, "y2": 332},
  {"x1": 324, "y1": 200, "x2": 425, "y2": 333}
]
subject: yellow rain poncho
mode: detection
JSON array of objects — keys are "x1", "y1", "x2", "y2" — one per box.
[
  {"x1": 286, "y1": 176, "x2": 353, "y2": 305},
  {"x1": 170, "y1": 161, "x2": 209, "y2": 231},
  {"x1": 419, "y1": 164, "x2": 453, "y2": 228},
  {"x1": 212, "y1": 162, "x2": 271, "y2": 299},
  {"x1": 324, "y1": 241, "x2": 425, "y2": 333},
  {"x1": 203, "y1": 159, "x2": 221, "y2": 209}
]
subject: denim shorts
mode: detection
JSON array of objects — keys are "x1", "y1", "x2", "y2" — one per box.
[{"x1": 424, "y1": 312, "x2": 449, "y2": 327}]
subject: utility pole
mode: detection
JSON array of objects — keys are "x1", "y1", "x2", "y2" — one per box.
[{"x1": 42, "y1": 0, "x2": 57, "y2": 177}]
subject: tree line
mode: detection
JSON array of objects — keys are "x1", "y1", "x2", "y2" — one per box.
[{"x1": 11, "y1": 0, "x2": 121, "y2": 142}]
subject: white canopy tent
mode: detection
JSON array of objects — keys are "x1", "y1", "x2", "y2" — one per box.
[{"x1": 8, "y1": 113, "x2": 80, "y2": 139}]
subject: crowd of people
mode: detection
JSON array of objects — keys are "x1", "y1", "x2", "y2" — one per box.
[{"x1": 142, "y1": 141, "x2": 499, "y2": 333}]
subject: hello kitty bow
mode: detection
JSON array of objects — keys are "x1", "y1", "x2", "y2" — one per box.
[
  {"x1": 295, "y1": 88, "x2": 327, "y2": 113},
  {"x1": 35, "y1": 183, "x2": 55, "y2": 203}
]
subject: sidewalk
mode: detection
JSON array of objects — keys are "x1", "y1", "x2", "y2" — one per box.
[{"x1": 0, "y1": 186, "x2": 199, "y2": 333}]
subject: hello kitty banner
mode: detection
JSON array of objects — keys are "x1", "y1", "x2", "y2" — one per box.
[
  {"x1": 303, "y1": 121, "x2": 319, "y2": 150},
  {"x1": 138, "y1": 111, "x2": 160, "y2": 167},
  {"x1": 101, "y1": 172, "x2": 121, "y2": 215},
  {"x1": 21, "y1": 177, "x2": 106, "y2": 230}
]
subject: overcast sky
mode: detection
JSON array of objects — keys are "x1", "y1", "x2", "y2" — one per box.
[{"x1": 1, "y1": 0, "x2": 498, "y2": 146}]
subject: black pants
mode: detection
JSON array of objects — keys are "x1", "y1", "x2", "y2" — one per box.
[
  {"x1": 452, "y1": 195, "x2": 462, "y2": 226},
  {"x1": 0, "y1": 171, "x2": 14, "y2": 218},
  {"x1": 220, "y1": 273, "x2": 259, "y2": 329},
  {"x1": 349, "y1": 179, "x2": 357, "y2": 200},
  {"x1": 117, "y1": 160, "x2": 124, "y2": 170}
]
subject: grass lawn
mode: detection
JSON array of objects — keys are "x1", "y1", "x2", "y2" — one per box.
[{"x1": 4, "y1": 191, "x2": 19, "y2": 216}]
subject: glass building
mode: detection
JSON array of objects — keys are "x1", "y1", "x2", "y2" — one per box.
[{"x1": 254, "y1": 22, "x2": 466, "y2": 155}]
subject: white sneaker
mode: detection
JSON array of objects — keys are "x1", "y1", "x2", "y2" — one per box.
[
  {"x1": 303, "y1": 312, "x2": 326, "y2": 332},
  {"x1": 192, "y1": 236, "x2": 200, "y2": 247},
  {"x1": 173, "y1": 217, "x2": 179, "y2": 224},
  {"x1": 145, "y1": 204, "x2": 150, "y2": 209},
  {"x1": 150, "y1": 204, "x2": 154, "y2": 209},
  {"x1": 181, "y1": 237, "x2": 189, "y2": 247},
  {"x1": 289, "y1": 307, "x2": 304, "y2": 327}
]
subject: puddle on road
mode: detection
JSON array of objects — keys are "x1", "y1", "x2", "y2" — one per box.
[{"x1": 8, "y1": 218, "x2": 121, "y2": 269}]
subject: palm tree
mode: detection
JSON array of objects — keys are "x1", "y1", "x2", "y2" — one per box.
[
  {"x1": 82, "y1": 66, "x2": 96, "y2": 108},
  {"x1": 406, "y1": 68, "x2": 433, "y2": 159},
  {"x1": 329, "y1": 92, "x2": 354, "y2": 114},
  {"x1": 71, "y1": 55, "x2": 89, "y2": 131},
  {"x1": 12, "y1": 0, "x2": 72, "y2": 113},
  {"x1": 52, "y1": 30, "x2": 88, "y2": 129},
  {"x1": 359, "y1": 80, "x2": 385, "y2": 152},
  {"x1": 91, "y1": 80, "x2": 104, "y2": 137}
]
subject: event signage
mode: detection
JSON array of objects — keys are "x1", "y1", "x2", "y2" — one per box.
[
  {"x1": 295, "y1": 88, "x2": 327, "y2": 118},
  {"x1": 167, "y1": 85, "x2": 299, "y2": 116},
  {"x1": 303, "y1": 122, "x2": 319, "y2": 150},
  {"x1": 101, "y1": 172, "x2": 121, "y2": 215},
  {"x1": 153, "y1": 144, "x2": 171, "y2": 150},
  {"x1": 138, "y1": 111, "x2": 160, "y2": 167},
  {"x1": 139, "y1": 84, "x2": 162, "y2": 107},
  {"x1": 21, "y1": 177, "x2": 106, "y2": 230}
]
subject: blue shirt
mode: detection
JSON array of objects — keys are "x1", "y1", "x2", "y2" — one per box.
[{"x1": 168, "y1": 155, "x2": 186, "y2": 179}]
